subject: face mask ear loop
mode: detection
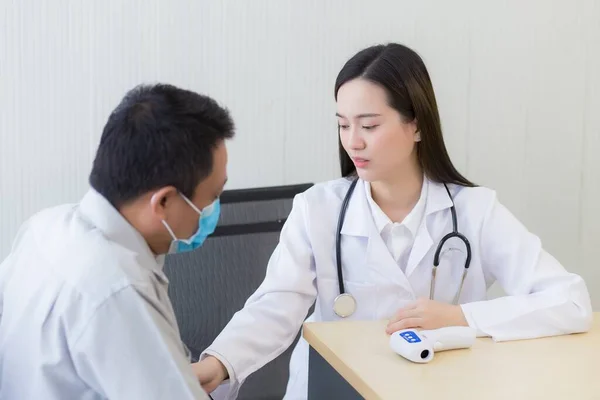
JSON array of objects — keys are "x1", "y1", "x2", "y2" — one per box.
[
  {"x1": 180, "y1": 193, "x2": 203, "y2": 215},
  {"x1": 150, "y1": 192, "x2": 181, "y2": 242},
  {"x1": 161, "y1": 220, "x2": 178, "y2": 241}
]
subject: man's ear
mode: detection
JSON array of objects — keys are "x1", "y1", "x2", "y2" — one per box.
[{"x1": 150, "y1": 186, "x2": 178, "y2": 220}]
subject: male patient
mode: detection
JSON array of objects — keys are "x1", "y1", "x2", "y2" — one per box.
[{"x1": 0, "y1": 83, "x2": 233, "y2": 399}]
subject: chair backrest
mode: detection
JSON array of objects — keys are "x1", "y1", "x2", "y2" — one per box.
[{"x1": 164, "y1": 183, "x2": 313, "y2": 400}]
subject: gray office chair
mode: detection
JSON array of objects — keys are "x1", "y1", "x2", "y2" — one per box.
[{"x1": 164, "y1": 183, "x2": 313, "y2": 400}]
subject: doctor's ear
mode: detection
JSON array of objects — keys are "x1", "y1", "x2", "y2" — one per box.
[
  {"x1": 406, "y1": 118, "x2": 420, "y2": 142},
  {"x1": 150, "y1": 186, "x2": 179, "y2": 217}
]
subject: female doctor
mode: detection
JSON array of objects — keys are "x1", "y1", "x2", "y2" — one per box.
[{"x1": 195, "y1": 43, "x2": 593, "y2": 399}]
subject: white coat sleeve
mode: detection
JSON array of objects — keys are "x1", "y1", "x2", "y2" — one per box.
[
  {"x1": 71, "y1": 286, "x2": 209, "y2": 400},
  {"x1": 200, "y1": 193, "x2": 318, "y2": 399},
  {"x1": 460, "y1": 192, "x2": 593, "y2": 341}
]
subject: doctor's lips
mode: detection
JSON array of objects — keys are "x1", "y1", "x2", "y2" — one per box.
[{"x1": 351, "y1": 157, "x2": 370, "y2": 168}]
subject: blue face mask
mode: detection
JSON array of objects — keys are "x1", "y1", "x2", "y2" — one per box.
[{"x1": 162, "y1": 194, "x2": 221, "y2": 254}]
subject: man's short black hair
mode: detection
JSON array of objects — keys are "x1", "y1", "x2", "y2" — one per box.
[{"x1": 89, "y1": 83, "x2": 235, "y2": 208}]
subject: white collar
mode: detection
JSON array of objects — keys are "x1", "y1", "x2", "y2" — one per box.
[
  {"x1": 78, "y1": 188, "x2": 167, "y2": 279},
  {"x1": 364, "y1": 178, "x2": 428, "y2": 237},
  {"x1": 340, "y1": 176, "x2": 451, "y2": 238}
]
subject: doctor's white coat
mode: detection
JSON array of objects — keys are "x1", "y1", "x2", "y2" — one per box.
[{"x1": 203, "y1": 177, "x2": 592, "y2": 400}]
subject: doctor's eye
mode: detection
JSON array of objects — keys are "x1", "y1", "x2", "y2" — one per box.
[
  {"x1": 338, "y1": 124, "x2": 349, "y2": 130},
  {"x1": 362, "y1": 125, "x2": 379, "y2": 131}
]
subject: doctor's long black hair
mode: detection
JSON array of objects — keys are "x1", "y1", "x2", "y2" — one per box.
[{"x1": 335, "y1": 43, "x2": 475, "y2": 187}]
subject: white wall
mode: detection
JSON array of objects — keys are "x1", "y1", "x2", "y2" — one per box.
[{"x1": 1, "y1": 0, "x2": 599, "y2": 308}]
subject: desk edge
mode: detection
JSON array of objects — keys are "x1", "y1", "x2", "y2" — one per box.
[{"x1": 303, "y1": 322, "x2": 382, "y2": 400}]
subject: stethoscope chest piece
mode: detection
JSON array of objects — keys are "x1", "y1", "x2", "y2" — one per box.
[{"x1": 333, "y1": 293, "x2": 357, "y2": 317}]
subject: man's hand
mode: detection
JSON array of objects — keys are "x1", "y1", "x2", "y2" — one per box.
[
  {"x1": 385, "y1": 298, "x2": 468, "y2": 334},
  {"x1": 192, "y1": 356, "x2": 228, "y2": 394}
]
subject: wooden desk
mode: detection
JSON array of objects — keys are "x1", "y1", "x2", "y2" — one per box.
[{"x1": 303, "y1": 313, "x2": 600, "y2": 400}]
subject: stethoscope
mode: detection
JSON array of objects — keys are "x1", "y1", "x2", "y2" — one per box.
[{"x1": 332, "y1": 177, "x2": 472, "y2": 318}]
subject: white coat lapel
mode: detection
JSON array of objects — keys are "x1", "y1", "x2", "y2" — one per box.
[
  {"x1": 365, "y1": 216, "x2": 412, "y2": 287},
  {"x1": 339, "y1": 178, "x2": 370, "y2": 238},
  {"x1": 340, "y1": 179, "x2": 411, "y2": 288},
  {"x1": 405, "y1": 219, "x2": 433, "y2": 278},
  {"x1": 337, "y1": 178, "x2": 373, "y2": 284},
  {"x1": 405, "y1": 179, "x2": 454, "y2": 277}
]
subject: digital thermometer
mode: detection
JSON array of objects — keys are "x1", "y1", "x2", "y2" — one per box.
[{"x1": 389, "y1": 326, "x2": 476, "y2": 363}]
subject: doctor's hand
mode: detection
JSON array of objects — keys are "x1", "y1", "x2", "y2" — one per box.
[
  {"x1": 192, "y1": 356, "x2": 228, "y2": 394},
  {"x1": 385, "y1": 298, "x2": 468, "y2": 334}
]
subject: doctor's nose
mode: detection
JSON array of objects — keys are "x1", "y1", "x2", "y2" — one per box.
[{"x1": 347, "y1": 129, "x2": 366, "y2": 150}]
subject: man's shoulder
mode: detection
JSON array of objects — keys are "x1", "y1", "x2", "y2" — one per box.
[{"x1": 21, "y1": 204, "x2": 153, "y2": 306}]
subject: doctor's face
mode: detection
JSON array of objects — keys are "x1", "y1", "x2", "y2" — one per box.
[{"x1": 336, "y1": 78, "x2": 419, "y2": 182}]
